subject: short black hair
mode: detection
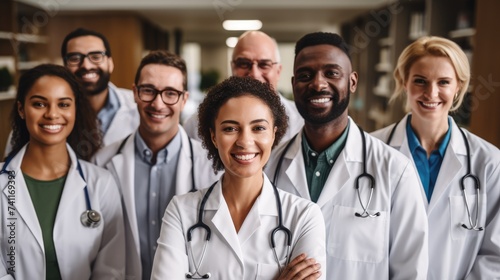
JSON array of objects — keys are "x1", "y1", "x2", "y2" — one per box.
[
  {"x1": 295, "y1": 32, "x2": 351, "y2": 61},
  {"x1": 197, "y1": 76, "x2": 288, "y2": 173},
  {"x1": 134, "y1": 50, "x2": 188, "y2": 91},
  {"x1": 61, "y1": 28, "x2": 112, "y2": 63}
]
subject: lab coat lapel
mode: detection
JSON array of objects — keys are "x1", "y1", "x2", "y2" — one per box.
[
  {"x1": 1, "y1": 145, "x2": 44, "y2": 251},
  {"x1": 427, "y1": 122, "x2": 465, "y2": 214},
  {"x1": 284, "y1": 131, "x2": 311, "y2": 200},
  {"x1": 316, "y1": 119, "x2": 358, "y2": 207},
  {"x1": 207, "y1": 182, "x2": 245, "y2": 267},
  {"x1": 54, "y1": 145, "x2": 88, "y2": 224},
  {"x1": 107, "y1": 134, "x2": 140, "y2": 254},
  {"x1": 175, "y1": 127, "x2": 195, "y2": 194}
]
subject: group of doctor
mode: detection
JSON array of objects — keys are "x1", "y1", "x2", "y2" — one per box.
[{"x1": 0, "y1": 25, "x2": 498, "y2": 280}]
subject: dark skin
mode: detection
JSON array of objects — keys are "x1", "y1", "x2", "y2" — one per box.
[{"x1": 292, "y1": 44, "x2": 358, "y2": 153}]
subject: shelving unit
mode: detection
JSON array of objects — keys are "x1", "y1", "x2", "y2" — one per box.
[{"x1": 342, "y1": 0, "x2": 477, "y2": 132}]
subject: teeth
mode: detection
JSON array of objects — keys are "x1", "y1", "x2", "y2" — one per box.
[
  {"x1": 82, "y1": 73, "x2": 97, "y2": 79},
  {"x1": 310, "y1": 98, "x2": 330, "y2": 104},
  {"x1": 42, "y1": 125, "x2": 62, "y2": 131},
  {"x1": 234, "y1": 154, "x2": 256, "y2": 161},
  {"x1": 150, "y1": 113, "x2": 167, "y2": 119},
  {"x1": 421, "y1": 102, "x2": 439, "y2": 108}
]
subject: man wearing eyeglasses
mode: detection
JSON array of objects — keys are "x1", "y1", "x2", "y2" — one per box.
[
  {"x1": 61, "y1": 28, "x2": 139, "y2": 148},
  {"x1": 94, "y1": 50, "x2": 219, "y2": 280},
  {"x1": 183, "y1": 31, "x2": 303, "y2": 143}
]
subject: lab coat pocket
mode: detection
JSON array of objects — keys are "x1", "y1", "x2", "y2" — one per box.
[
  {"x1": 327, "y1": 205, "x2": 387, "y2": 263},
  {"x1": 256, "y1": 263, "x2": 279, "y2": 280},
  {"x1": 449, "y1": 194, "x2": 482, "y2": 241}
]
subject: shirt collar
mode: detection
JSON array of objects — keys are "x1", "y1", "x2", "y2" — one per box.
[
  {"x1": 406, "y1": 115, "x2": 452, "y2": 156},
  {"x1": 134, "y1": 131, "x2": 182, "y2": 164},
  {"x1": 301, "y1": 122, "x2": 350, "y2": 166}
]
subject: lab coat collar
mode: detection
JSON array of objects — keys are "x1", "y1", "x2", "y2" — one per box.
[
  {"x1": 427, "y1": 119, "x2": 465, "y2": 213},
  {"x1": 283, "y1": 130, "x2": 311, "y2": 200},
  {"x1": 316, "y1": 117, "x2": 358, "y2": 207},
  {"x1": 176, "y1": 126, "x2": 196, "y2": 193},
  {"x1": 1, "y1": 143, "x2": 87, "y2": 252}
]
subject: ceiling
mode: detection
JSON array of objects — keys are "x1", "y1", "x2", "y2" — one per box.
[{"x1": 17, "y1": 0, "x2": 394, "y2": 44}]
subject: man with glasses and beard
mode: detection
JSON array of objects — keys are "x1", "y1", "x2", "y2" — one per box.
[
  {"x1": 61, "y1": 28, "x2": 139, "y2": 148},
  {"x1": 183, "y1": 31, "x2": 303, "y2": 143},
  {"x1": 266, "y1": 32, "x2": 429, "y2": 279}
]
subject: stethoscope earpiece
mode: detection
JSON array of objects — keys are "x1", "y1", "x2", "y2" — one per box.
[{"x1": 81, "y1": 209, "x2": 101, "y2": 228}]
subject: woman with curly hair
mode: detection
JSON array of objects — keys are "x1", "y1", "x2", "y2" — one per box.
[{"x1": 152, "y1": 76, "x2": 326, "y2": 279}]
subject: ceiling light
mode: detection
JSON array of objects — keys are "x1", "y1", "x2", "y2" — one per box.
[
  {"x1": 226, "y1": 37, "x2": 238, "y2": 48},
  {"x1": 222, "y1": 20, "x2": 262, "y2": 31}
]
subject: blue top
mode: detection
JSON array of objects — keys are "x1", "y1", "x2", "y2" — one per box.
[
  {"x1": 97, "y1": 85, "x2": 121, "y2": 134},
  {"x1": 406, "y1": 115, "x2": 451, "y2": 202},
  {"x1": 133, "y1": 131, "x2": 181, "y2": 280}
]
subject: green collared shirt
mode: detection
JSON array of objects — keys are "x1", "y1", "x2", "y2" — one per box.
[{"x1": 301, "y1": 123, "x2": 350, "y2": 202}]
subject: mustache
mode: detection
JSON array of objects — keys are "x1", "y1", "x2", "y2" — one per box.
[
  {"x1": 75, "y1": 68, "x2": 103, "y2": 77},
  {"x1": 305, "y1": 89, "x2": 337, "y2": 98}
]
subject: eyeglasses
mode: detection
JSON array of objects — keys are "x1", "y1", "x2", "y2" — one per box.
[
  {"x1": 136, "y1": 85, "x2": 185, "y2": 105},
  {"x1": 232, "y1": 58, "x2": 278, "y2": 73},
  {"x1": 65, "y1": 51, "x2": 109, "y2": 66}
]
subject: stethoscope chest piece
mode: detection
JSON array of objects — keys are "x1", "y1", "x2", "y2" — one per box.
[{"x1": 81, "y1": 210, "x2": 101, "y2": 228}]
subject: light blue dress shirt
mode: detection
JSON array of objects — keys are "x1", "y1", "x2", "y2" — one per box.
[
  {"x1": 406, "y1": 115, "x2": 451, "y2": 202},
  {"x1": 97, "y1": 85, "x2": 120, "y2": 134},
  {"x1": 133, "y1": 132, "x2": 181, "y2": 280}
]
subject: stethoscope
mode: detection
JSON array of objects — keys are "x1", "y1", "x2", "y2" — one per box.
[
  {"x1": 116, "y1": 134, "x2": 197, "y2": 193},
  {"x1": 1, "y1": 150, "x2": 101, "y2": 228},
  {"x1": 273, "y1": 125, "x2": 381, "y2": 218},
  {"x1": 387, "y1": 120, "x2": 483, "y2": 231},
  {"x1": 185, "y1": 181, "x2": 292, "y2": 279}
]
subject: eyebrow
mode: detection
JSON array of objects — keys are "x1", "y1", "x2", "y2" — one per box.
[
  {"x1": 29, "y1": 95, "x2": 73, "y2": 101},
  {"x1": 220, "y1": 119, "x2": 270, "y2": 125},
  {"x1": 295, "y1": 63, "x2": 343, "y2": 72}
]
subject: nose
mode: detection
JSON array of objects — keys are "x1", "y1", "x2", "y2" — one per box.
[
  {"x1": 425, "y1": 82, "x2": 439, "y2": 99},
  {"x1": 44, "y1": 105, "x2": 59, "y2": 119},
  {"x1": 310, "y1": 73, "x2": 328, "y2": 92},
  {"x1": 80, "y1": 56, "x2": 95, "y2": 69},
  {"x1": 247, "y1": 63, "x2": 264, "y2": 81},
  {"x1": 236, "y1": 128, "x2": 253, "y2": 148},
  {"x1": 150, "y1": 92, "x2": 166, "y2": 108}
]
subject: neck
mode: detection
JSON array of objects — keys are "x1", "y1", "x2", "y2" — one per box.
[
  {"x1": 303, "y1": 115, "x2": 348, "y2": 152},
  {"x1": 221, "y1": 172, "x2": 263, "y2": 232},
  {"x1": 87, "y1": 88, "x2": 109, "y2": 113},
  {"x1": 410, "y1": 115, "x2": 449, "y2": 157},
  {"x1": 21, "y1": 142, "x2": 71, "y2": 180},
  {"x1": 138, "y1": 125, "x2": 179, "y2": 160}
]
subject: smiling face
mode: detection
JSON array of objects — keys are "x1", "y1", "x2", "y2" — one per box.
[
  {"x1": 18, "y1": 75, "x2": 76, "y2": 148},
  {"x1": 210, "y1": 95, "x2": 276, "y2": 180},
  {"x1": 134, "y1": 64, "x2": 188, "y2": 142},
  {"x1": 405, "y1": 55, "x2": 460, "y2": 125},
  {"x1": 292, "y1": 44, "x2": 357, "y2": 126},
  {"x1": 65, "y1": 35, "x2": 114, "y2": 96}
]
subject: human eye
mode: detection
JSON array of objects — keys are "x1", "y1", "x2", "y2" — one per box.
[
  {"x1": 438, "y1": 79, "x2": 451, "y2": 85},
  {"x1": 66, "y1": 53, "x2": 82, "y2": 64},
  {"x1": 164, "y1": 90, "x2": 179, "y2": 98},
  {"x1": 295, "y1": 71, "x2": 312, "y2": 82},
  {"x1": 235, "y1": 59, "x2": 252, "y2": 69},
  {"x1": 140, "y1": 87, "x2": 156, "y2": 95},
  {"x1": 413, "y1": 78, "x2": 426, "y2": 85},
  {"x1": 222, "y1": 126, "x2": 238, "y2": 133},
  {"x1": 59, "y1": 102, "x2": 72, "y2": 108},
  {"x1": 325, "y1": 69, "x2": 340, "y2": 78},
  {"x1": 31, "y1": 101, "x2": 45, "y2": 108},
  {"x1": 88, "y1": 52, "x2": 103, "y2": 62},
  {"x1": 257, "y1": 61, "x2": 273, "y2": 70},
  {"x1": 253, "y1": 125, "x2": 267, "y2": 131}
]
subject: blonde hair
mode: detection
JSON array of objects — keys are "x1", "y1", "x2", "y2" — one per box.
[{"x1": 390, "y1": 36, "x2": 470, "y2": 112}]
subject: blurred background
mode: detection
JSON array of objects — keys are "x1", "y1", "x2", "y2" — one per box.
[{"x1": 1, "y1": 0, "x2": 499, "y2": 150}]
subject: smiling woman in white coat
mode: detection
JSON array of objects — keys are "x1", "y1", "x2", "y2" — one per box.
[
  {"x1": 151, "y1": 76, "x2": 326, "y2": 280},
  {"x1": 0, "y1": 64, "x2": 125, "y2": 280},
  {"x1": 371, "y1": 36, "x2": 500, "y2": 279}
]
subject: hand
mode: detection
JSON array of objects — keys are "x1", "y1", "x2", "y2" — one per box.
[{"x1": 275, "y1": 253, "x2": 321, "y2": 280}]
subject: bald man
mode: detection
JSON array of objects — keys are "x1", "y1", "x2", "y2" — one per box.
[{"x1": 183, "y1": 31, "x2": 303, "y2": 143}]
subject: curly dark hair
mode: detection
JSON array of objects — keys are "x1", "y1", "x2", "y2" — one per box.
[
  {"x1": 197, "y1": 76, "x2": 288, "y2": 173},
  {"x1": 8, "y1": 64, "x2": 102, "y2": 161},
  {"x1": 295, "y1": 32, "x2": 352, "y2": 62}
]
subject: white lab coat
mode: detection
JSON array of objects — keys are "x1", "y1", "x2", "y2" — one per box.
[
  {"x1": 151, "y1": 174, "x2": 326, "y2": 280},
  {"x1": 265, "y1": 117, "x2": 429, "y2": 280},
  {"x1": 93, "y1": 126, "x2": 221, "y2": 280},
  {"x1": 102, "y1": 83, "x2": 139, "y2": 146},
  {"x1": 0, "y1": 144, "x2": 125, "y2": 280},
  {"x1": 371, "y1": 114, "x2": 500, "y2": 280},
  {"x1": 182, "y1": 94, "x2": 304, "y2": 144},
  {"x1": 2, "y1": 83, "x2": 139, "y2": 158}
]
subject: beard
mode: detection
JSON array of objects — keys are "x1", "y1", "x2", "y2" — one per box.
[
  {"x1": 296, "y1": 83, "x2": 350, "y2": 125},
  {"x1": 75, "y1": 68, "x2": 110, "y2": 96}
]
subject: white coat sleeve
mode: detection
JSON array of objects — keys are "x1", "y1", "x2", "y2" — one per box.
[
  {"x1": 90, "y1": 172, "x2": 126, "y2": 280},
  {"x1": 466, "y1": 162, "x2": 500, "y2": 279},
  {"x1": 288, "y1": 203, "x2": 327, "y2": 280},
  {"x1": 389, "y1": 161, "x2": 429, "y2": 279},
  {"x1": 151, "y1": 196, "x2": 189, "y2": 280}
]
